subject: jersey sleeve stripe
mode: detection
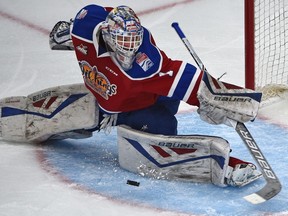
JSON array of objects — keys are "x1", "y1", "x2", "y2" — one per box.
[
  {"x1": 167, "y1": 62, "x2": 186, "y2": 97},
  {"x1": 182, "y1": 67, "x2": 202, "y2": 102},
  {"x1": 168, "y1": 63, "x2": 200, "y2": 101}
]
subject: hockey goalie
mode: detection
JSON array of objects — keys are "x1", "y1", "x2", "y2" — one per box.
[{"x1": 0, "y1": 4, "x2": 263, "y2": 187}]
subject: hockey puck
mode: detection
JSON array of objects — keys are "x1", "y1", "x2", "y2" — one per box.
[{"x1": 126, "y1": 180, "x2": 140, "y2": 187}]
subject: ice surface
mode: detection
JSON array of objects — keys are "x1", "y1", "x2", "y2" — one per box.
[{"x1": 0, "y1": 0, "x2": 287, "y2": 215}]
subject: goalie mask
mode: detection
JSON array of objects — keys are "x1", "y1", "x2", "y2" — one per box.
[{"x1": 102, "y1": 6, "x2": 144, "y2": 71}]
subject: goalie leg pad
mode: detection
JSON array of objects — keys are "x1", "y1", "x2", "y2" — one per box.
[
  {"x1": 0, "y1": 96, "x2": 27, "y2": 141},
  {"x1": 0, "y1": 83, "x2": 99, "y2": 142},
  {"x1": 117, "y1": 125, "x2": 231, "y2": 186}
]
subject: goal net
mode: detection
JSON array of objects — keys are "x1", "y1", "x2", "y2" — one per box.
[{"x1": 245, "y1": 0, "x2": 288, "y2": 102}]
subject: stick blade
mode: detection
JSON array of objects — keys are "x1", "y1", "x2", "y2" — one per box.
[
  {"x1": 244, "y1": 193, "x2": 267, "y2": 204},
  {"x1": 244, "y1": 180, "x2": 281, "y2": 204}
]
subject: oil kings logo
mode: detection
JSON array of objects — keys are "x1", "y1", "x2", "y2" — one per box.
[{"x1": 80, "y1": 61, "x2": 117, "y2": 100}]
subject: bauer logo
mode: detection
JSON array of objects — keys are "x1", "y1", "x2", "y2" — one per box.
[
  {"x1": 31, "y1": 90, "x2": 58, "y2": 110},
  {"x1": 157, "y1": 142, "x2": 195, "y2": 149},
  {"x1": 214, "y1": 96, "x2": 252, "y2": 102},
  {"x1": 32, "y1": 91, "x2": 52, "y2": 102},
  {"x1": 240, "y1": 129, "x2": 276, "y2": 180}
]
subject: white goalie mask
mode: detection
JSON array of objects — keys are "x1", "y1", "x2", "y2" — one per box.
[{"x1": 102, "y1": 6, "x2": 144, "y2": 71}]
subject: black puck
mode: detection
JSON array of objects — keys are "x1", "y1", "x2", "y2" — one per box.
[{"x1": 126, "y1": 180, "x2": 140, "y2": 187}]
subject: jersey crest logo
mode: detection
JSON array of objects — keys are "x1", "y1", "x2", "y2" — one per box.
[
  {"x1": 79, "y1": 61, "x2": 117, "y2": 100},
  {"x1": 136, "y1": 52, "x2": 154, "y2": 71},
  {"x1": 76, "y1": 9, "x2": 88, "y2": 19},
  {"x1": 76, "y1": 44, "x2": 88, "y2": 55}
]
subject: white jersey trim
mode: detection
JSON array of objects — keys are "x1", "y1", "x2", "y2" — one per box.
[
  {"x1": 98, "y1": 103, "x2": 121, "y2": 114},
  {"x1": 92, "y1": 22, "x2": 110, "y2": 58}
]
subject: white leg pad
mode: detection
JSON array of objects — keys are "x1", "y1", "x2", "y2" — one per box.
[
  {"x1": 117, "y1": 125, "x2": 231, "y2": 186},
  {"x1": 0, "y1": 83, "x2": 98, "y2": 142}
]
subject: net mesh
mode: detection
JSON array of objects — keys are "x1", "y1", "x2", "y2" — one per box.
[{"x1": 254, "y1": 0, "x2": 288, "y2": 100}]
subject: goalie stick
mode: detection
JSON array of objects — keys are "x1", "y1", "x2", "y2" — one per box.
[{"x1": 171, "y1": 22, "x2": 281, "y2": 204}]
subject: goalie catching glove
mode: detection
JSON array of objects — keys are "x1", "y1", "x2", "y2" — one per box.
[
  {"x1": 197, "y1": 72, "x2": 262, "y2": 126},
  {"x1": 49, "y1": 20, "x2": 74, "y2": 50}
]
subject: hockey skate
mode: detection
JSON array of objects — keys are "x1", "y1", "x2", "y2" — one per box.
[{"x1": 226, "y1": 164, "x2": 262, "y2": 187}]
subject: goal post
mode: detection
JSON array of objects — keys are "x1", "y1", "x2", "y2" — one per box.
[
  {"x1": 245, "y1": 0, "x2": 288, "y2": 101},
  {"x1": 245, "y1": 0, "x2": 255, "y2": 90}
]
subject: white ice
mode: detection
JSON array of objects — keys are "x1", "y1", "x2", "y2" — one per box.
[{"x1": 0, "y1": 0, "x2": 287, "y2": 216}]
